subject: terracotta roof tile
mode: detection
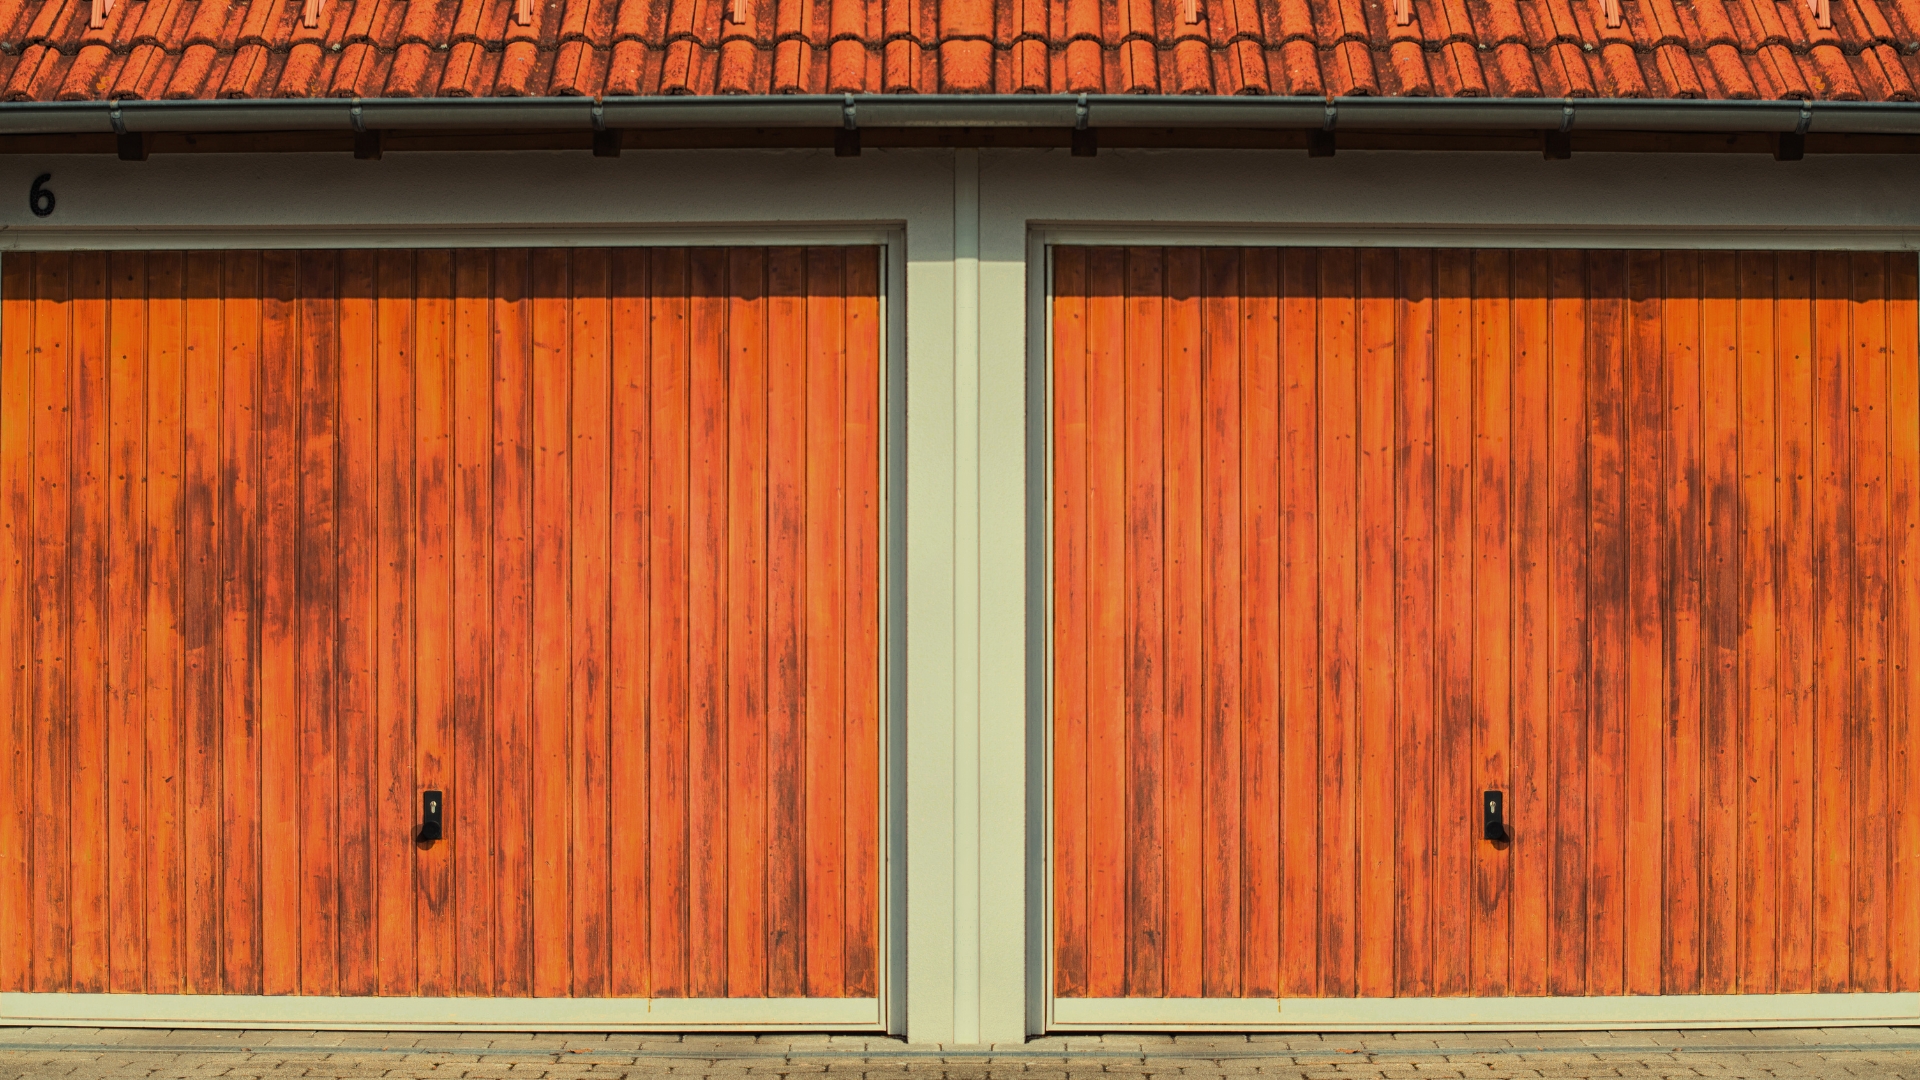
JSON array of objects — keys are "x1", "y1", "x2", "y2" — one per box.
[{"x1": 0, "y1": 0, "x2": 1913, "y2": 99}]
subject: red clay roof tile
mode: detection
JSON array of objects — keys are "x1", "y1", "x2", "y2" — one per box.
[{"x1": 2, "y1": 0, "x2": 1913, "y2": 100}]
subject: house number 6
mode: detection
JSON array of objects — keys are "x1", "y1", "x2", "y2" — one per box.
[{"x1": 28, "y1": 174, "x2": 54, "y2": 218}]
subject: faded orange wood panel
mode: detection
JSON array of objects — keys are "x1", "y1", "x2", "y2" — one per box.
[
  {"x1": 1050, "y1": 246, "x2": 1920, "y2": 1000},
  {"x1": 841, "y1": 246, "x2": 884, "y2": 998},
  {"x1": 1198, "y1": 248, "x2": 1243, "y2": 999},
  {"x1": 106, "y1": 252, "x2": 150, "y2": 996},
  {"x1": 688, "y1": 248, "x2": 730, "y2": 997},
  {"x1": 1355, "y1": 248, "x2": 1397, "y2": 1000},
  {"x1": 1621, "y1": 250, "x2": 1664, "y2": 998},
  {"x1": 1507, "y1": 249, "x2": 1550, "y2": 999},
  {"x1": 1663, "y1": 251, "x2": 1705, "y2": 995},
  {"x1": 1889, "y1": 254, "x2": 1920, "y2": 992},
  {"x1": 1274, "y1": 248, "x2": 1319, "y2": 998},
  {"x1": 1775, "y1": 251, "x2": 1818, "y2": 994},
  {"x1": 763, "y1": 247, "x2": 809, "y2": 998},
  {"x1": 1736, "y1": 253, "x2": 1780, "y2": 995},
  {"x1": 1053, "y1": 247, "x2": 1090, "y2": 1000},
  {"x1": 0, "y1": 253, "x2": 34, "y2": 995},
  {"x1": 570, "y1": 248, "x2": 615, "y2": 999},
  {"x1": 1, "y1": 247, "x2": 882, "y2": 1000},
  {"x1": 374, "y1": 250, "x2": 419, "y2": 997},
  {"x1": 607, "y1": 248, "x2": 653, "y2": 999},
  {"x1": 179, "y1": 253, "x2": 223, "y2": 995},
  {"x1": 1394, "y1": 249, "x2": 1437, "y2": 999},
  {"x1": 1162, "y1": 247, "x2": 1205, "y2": 1000},
  {"x1": 1849, "y1": 254, "x2": 1893, "y2": 994},
  {"x1": 1237, "y1": 249, "x2": 1281, "y2": 999},
  {"x1": 1469, "y1": 249, "x2": 1512, "y2": 999},
  {"x1": 725, "y1": 247, "x2": 769, "y2": 998},
  {"x1": 494, "y1": 247, "x2": 536, "y2": 999},
  {"x1": 336, "y1": 250, "x2": 379, "y2": 998},
  {"x1": 1432, "y1": 248, "x2": 1473, "y2": 997}
]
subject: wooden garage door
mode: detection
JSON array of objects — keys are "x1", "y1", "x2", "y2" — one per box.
[
  {"x1": 1051, "y1": 246, "x2": 1920, "y2": 999},
  {"x1": 0, "y1": 247, "x2": 882, "y2": 999}
]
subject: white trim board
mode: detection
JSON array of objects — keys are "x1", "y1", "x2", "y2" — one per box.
[
  {"x1": 1049, "y1": 994, "x2": 1920, "y2": 1031},
  {"x1": 0, "y1": 993, "x2": 882, "y2": 1031}
]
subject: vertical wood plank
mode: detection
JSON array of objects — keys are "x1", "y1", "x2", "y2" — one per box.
[
  {"x1": 608, "y1": 249, "x2": 653, "y2": 998},
  {"x1": 1354, "y1": 248, "x2": 1397, "y2": 999},
  {"x1": 1162, "y1": 247, "x2": 1204, "y2": 999},
  {"x1": 1509, "y1": 249, "x2": 1552, "y2": 998},
  {"x1": 413, "y1": 250, "x2": 457, "y2": 997},
  {"x1": 1775, "y1": 250, "x2": 1817, "y2": 994},
  {"x1": 1053, "y1": 248, "x2": 1090, "y2": 999},
  {"x1": 1470, "y1": 249, "x2": 1512, "y2": 998},
  {"x1": 1849, "y1": 254, "x2": 1892, "y2": 993},
  {"x1": 1887, "y1": 253, "x2": 1920, "y2": 991},
  {"x1": 689, "y1": 248, "x2": 732, "y2": 997},
  {"x1": 450, "y1": 249, "x2": 495, "y2": 996},
  {"x1": 531, "y1": 247, "x2": 571, "y2": 998},
  {"x1": 1663, "y1": 251, "x2": 1704, "y2": 994},
  {"x1": 1124, "y1": 247, "x2": 1167, "y2": 996},
  {"x1": 143, "y1": 253, "x2": 186, "y2": 994},
  {"x1": 373, "y1": 250, "x2": 418, "y2": 996},
  {"x1": 0, "y1": 254, "x2": 36, "y2": 993},
  {"x1": 178, "y1": 252, "x2": 221, "y2": 993},
  {"x1": 69, "y1": 251, "x2": 110, "y2": 992},
  {"x1": 1276, "y1": 248, "x2": 1320, "y2": 998},
  {"x1": 1199, "y1": 248, "x2": 1242, "y2": 998},
  {"x1": 30, "y1": 252, "x2": 70, "y2": 994},
  {"x1": 725, "y1": 248, "x2": 769, "y2": 998},
  {"x1": 1084, "y1": 246, "x2": 1128, "y2": 998},
  {"x1": 1736, "y1": 253, "x2": 1780, "y2": 994},
  {"x1": 1811, "y1": 251, "x2": 1854, "y2": 991},
  {"x1": 764, "y1": 248, "x2": 807, "y2": 997},
  {"x1": 1395, "y1": 248, "x2": 1438, "y2": 998},
  {"x1": 218, "y1": 252, "x2": 261, "y2": 995},
  {"x1": 1432, "y1": 248, "x2": 1473, "y2": 997},
  {"x1": 493, "y1": 249, "x2": 536, "y2": 997},
  {"x1": 1697, "y1": 252, "x2": 1741, "y2": 997},
  {"x1": 1622, "y1": 250, "x2": 1666, "y2": 997},
  {"x1": 259, "y1": 251, "x2": 300, "y2": 996},
  {"x1": 294, "y1": 250, "x2": 340, "y2": 996},
  {"x1": 1239, "y1": 249, "x2": 1282, "y2": 999},
  {"x1": 841, "y1": 247, "x2": 883, "y2": 996},
  {"x1": 106, "y1": 252, "x2": 150, "y2": 994},
  {"x1": 1316, "y1": 249, "x2": 1359, "y2": 998},
  {"x1": 803, "y1": 246, "x2": 848, "y2": 997},
  {"x1": 570, "y1": 248, "x2": 614, "y2": 997},
  {"x1": 1546, "y1": 249, "x2": 1589, "y2": 996},
  {"x1": 336, "y1": 250, "x2": 379, "y2": 997},
  {"x1": 1586, "y1": 250, "x2": 1628, "y2": 997},
  {"x1": 648, "y1": 248, "x2": 691, "y2": 997}
]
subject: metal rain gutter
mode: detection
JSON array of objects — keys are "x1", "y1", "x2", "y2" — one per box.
[{"x1": 2, "y1": 93, "x2": 1918, "y2": 136}]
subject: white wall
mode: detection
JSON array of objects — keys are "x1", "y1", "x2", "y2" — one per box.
[{"x1": 5, "y1": 145, "x2": 1920, "y2": 1045}]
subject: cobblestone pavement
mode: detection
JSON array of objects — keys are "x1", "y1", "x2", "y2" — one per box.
[{"x1": 2, "y1": 1027, "x2": 1920, "y2": 1080}]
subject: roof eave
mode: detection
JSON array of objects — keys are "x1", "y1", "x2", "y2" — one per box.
[{"x1": 2, "y1": 94, "x2": 1915, "y2": 137}]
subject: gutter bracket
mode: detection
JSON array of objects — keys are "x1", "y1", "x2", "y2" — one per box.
[
  {"x1": 836, "y1": 92, "x2": 861, "y2": 157},
  {"x1": 591, "y1": 100, "x2": 621, "y2": 157},
  {"x1": 350, "y1": 99, "x2": 382, "y2": 160},
  {"x1": 1308, "y1": 99, "x2": 1336, "y2": 157},
  {"x1": 1544, "y1": 97, "x2": 1573, "y2": 159},
  {"x1": 110, "y1": 100, "x2": 146, "y2": 161},
  {"x1": 1777, "y1": 100, "x2": 1813, "y2": 160},
  {"x1": 1072, "y1": 93, "x2": 1096, "y2": 157}
]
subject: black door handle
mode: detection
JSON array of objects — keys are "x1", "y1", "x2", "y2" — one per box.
[
  {"x1": 1484, "y1": 789, "x2": 1508, "y2": 843},
  {"x1": 417, "y1": 790, "x2": 444, "y2": 844}
]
